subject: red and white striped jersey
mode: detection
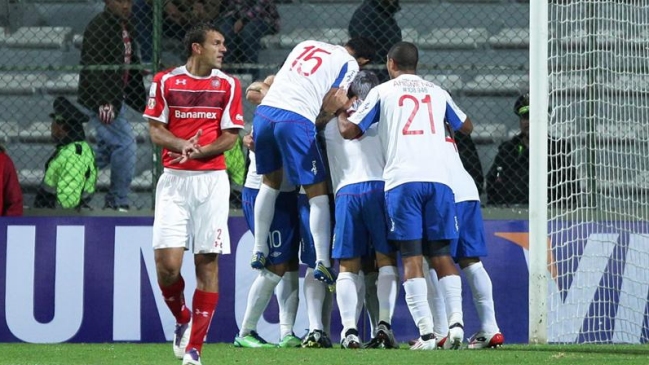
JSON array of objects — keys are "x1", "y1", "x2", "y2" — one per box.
[{"x1": 144, "y1": 66, "x2": 244, "y2": 171}]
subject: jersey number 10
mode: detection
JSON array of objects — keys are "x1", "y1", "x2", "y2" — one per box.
[{"x1": 290, "y1": 46, "x2": 332, "y2": 77}]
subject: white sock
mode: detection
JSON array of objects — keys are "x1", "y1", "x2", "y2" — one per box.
[
  {"x1": 309, "y1": 195, "x2": 331, "y2": 267},
  {"x1": 463, "y1": 262, "x2": 500, "y2": 334},
  {"x1": 428, "y1": 268, "x2": 448, "y2": 337},
  {"x1": 403, "y1": 278, "x2": 434, "y2": 336},
  {"x1": 253, "y1": 184, "x2": 280, "y2": 256},
  {"x1": 240, "y1": 270, "x2": 282, "y2": 337},
  {"x1": 336, "y1": 272, "x2": 360, "y2": 334},
  {"x1": 304, "y1": 268, "x2": 325, "y2": 331},
  {"x1": 377, "y1": 266, "x2": 399, "y2": 325},
  {"x1": 439, "y1": 274, "x2": 463, "y2": 327},
  {"x1": 356, "y1": 271, "x2": 366, "y2": 324},
  {"x1": 363, "y1": 271, "x2": 379, "y2": 336},
  {"x1": 275, "y1": 270, "x2": 299, "y2": 339}
]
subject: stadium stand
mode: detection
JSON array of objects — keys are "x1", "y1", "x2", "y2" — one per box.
[{"x1": 0, "y1": 0, "x2": 530, "y2": 209}]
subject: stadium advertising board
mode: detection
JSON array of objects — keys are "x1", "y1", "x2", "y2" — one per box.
[{"x1": 1, "y1": 217, "x2": 642, "y2": 344}]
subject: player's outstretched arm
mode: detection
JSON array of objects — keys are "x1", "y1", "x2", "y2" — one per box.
[
  {"x1": 337, "y1": 112, "x2": 362, "y2": 140},
  {"x1": 458, "y1": 116, "x2": 474, "y2": 135},
  {"x1": 245, "y1": 81, "x2": 271, "y2": 105},
  {"x1": 322, "y1": 88, "x2": 349, "y2": 114},
  {"x1": 245, "y1": 74, "x2": 275, "y2": 105}
]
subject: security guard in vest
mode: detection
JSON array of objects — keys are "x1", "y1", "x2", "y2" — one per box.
[{"x1": 34, "y1": 97, "x2": 97, "y2": 210}]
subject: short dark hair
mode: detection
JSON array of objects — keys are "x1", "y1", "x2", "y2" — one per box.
[
  {"x1": 387, "y1": 41, "x2": 418, "y2": 71},
  {"x1": 183, "y1": 22, "x2": 221, "y2": 60},
  {"x1": 345, "y1": 37, "x2": 376, "y2": 63}
]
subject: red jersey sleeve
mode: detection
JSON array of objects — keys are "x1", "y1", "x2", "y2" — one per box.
[
  {"x1": 221, "y1": 76, "x2": 245, "y2": 130},
  {"x1": 1, "y1": 153, "x2": 23, "y2": 216},
  {"x1": 143, "y1": 72, "x2": 168, "y2": 123}
]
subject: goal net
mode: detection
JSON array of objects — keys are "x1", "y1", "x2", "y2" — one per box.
[{"x1": 534, "y1": 0, "x2": 649, "y2": 343}]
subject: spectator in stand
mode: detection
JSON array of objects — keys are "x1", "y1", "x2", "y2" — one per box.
[
  {"x1": 348, "y1": 0, "x2": 402, "y2": 82},
  {"x1": 164, "y1": 0, "x2": 223, "y2": 41},
  {"x1": 0, "y1": 145, "x2": 23, "y2": 216},
  {"x1": 34, "y1": 97, "x2": 97, "y2": 210},
  {"x1": 132, "y1": 0, "x2": 154, "y2": 63},
  {"x1": 78, "y1": 0, "x2": 146, "y2": 212},
  {"x1": 133, "y1": 0, "x2": 222, "y2": 65},
  {"x1": 486, "y1": 93, "x2": 578, "y2": 205},
  {"x1": 217, "y1": 0, "x2": 280, "y2": 80}
]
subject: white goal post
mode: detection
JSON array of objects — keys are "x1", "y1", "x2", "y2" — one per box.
[
  {"x1": 528, "y1": 0, "x2": 549, "y2": 345},
  {"x1": 530, "y1": 0, "x2": 649, "y2": 344}
]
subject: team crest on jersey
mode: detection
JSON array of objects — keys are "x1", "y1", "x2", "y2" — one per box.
[
  {"x1": 211, "y1": 78, "x2": 221, "y2": 88},
  {"x1": 147, "y1": 97, "x2": 156, "y2": 109}
]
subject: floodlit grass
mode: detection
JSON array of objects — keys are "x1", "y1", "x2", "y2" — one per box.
[{"x1": 1, "y1": 343, "x2": 648, "y2": 365}]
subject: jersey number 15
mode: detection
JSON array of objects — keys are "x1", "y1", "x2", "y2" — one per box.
[{"x1": 290, "y1": 46, "x2": 332, "y2": 77}]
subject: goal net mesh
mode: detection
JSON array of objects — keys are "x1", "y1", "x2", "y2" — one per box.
[{"x1": 547, "y1": 0, "x2": 649, "y2": 343}]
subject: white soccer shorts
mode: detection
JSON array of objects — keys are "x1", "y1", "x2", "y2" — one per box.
[{"x1": 152, "y1": 169, "x2": 231, "y2": 254}]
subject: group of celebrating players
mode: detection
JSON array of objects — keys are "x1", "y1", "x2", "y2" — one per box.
[{"x1": 143, "y1": 21, "x2": 504, "y2": 365}]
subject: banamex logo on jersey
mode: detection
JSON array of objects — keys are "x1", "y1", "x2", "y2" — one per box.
[{"x1": 174, "y1": 110, "x2": 218, "y2": 119}]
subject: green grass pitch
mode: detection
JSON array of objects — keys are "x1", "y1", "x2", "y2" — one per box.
[{"x1": 1, "y1": 343, "x2": 648, "y2": 365}]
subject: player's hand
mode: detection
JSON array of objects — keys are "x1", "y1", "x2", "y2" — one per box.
[
  {"x1": 263, "y1": 75, "x2": 275, "y2": 85},
  {"x1": 346, "y1": 98, "x2": 362, "y2": 115},
  {"x1": 324, "y1": 88, "x2": 348, "y2": 114},
  {"x1": 98, "y1": 104, "x2": 115, "y2": 124},
  {"x1": 169, "y1": 129, "x2": 203, "y2": 164},
  {"x1": 243, "y1": 133, "x2": 254, "y2": 151},
  {"x1": 234, "y1": 19, "x2": 244, "y2": 34}
]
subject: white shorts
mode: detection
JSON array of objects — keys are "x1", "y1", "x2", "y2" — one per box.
[{"x1": 152, "y1": 169, "x2": 231, "y2": 254}]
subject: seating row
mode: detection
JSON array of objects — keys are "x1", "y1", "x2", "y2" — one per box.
[
  {"x1": 0, "y1": 71, "x2": 529, "y2": 96},
  {"x1": 261, "y1": 27, "x2": 529, "y2": 50},
  {"x1": 0, "y1": 72, "x2": 253, "y2": 96},
  {"x1": 18, "y1": 168, "x2": 154, "y2": 191},
  {"x1": 0, "y1": 120, "x2": 152, "y2": 144},
  {"x1": 9, "y1": 70, "x2": 647, "y2": 99},
  {"x1": 0, "y1": 26, "x2": 530, "y2": 51}
]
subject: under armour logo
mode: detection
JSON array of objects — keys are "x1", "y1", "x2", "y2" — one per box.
[
  {"x1": 195, "y1": 309, "x2": 210, "y2": 318},
  {"x1": 311, "y1": 161, "x2": 318, "y2": 175},
  {"x1": 176, "y1": 79, "x2": 187, "y2": 85}
]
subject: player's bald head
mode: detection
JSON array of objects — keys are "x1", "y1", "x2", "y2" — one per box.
[{"x1": 387, "y1": 42, "x2": 418, "y2": 72}]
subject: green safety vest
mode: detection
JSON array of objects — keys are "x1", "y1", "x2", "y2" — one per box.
[{"x1": 39, "y1": 141, "x2": 97, "y2": 209}]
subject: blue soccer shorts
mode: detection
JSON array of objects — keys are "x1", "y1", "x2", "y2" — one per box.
[
  {"x1": 385, "y1": 181, "x2": 458, "y2": 242},
  {"x1": 242, "y1": 187, "x2": 300, "y2": 265},
  {"x1": 252, "y1": 105, "x2": 328, "y2": 186},
  {"x1": 450, "y1": 200, "x2": 488, "y2": 259},
  {"x1": 332, "y1": 181, "x2": 394, "y2": 259}
]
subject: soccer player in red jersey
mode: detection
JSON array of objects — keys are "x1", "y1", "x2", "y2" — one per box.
[{"x1": 144, "y1": 22, "x2": 244, "y2": 365}]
